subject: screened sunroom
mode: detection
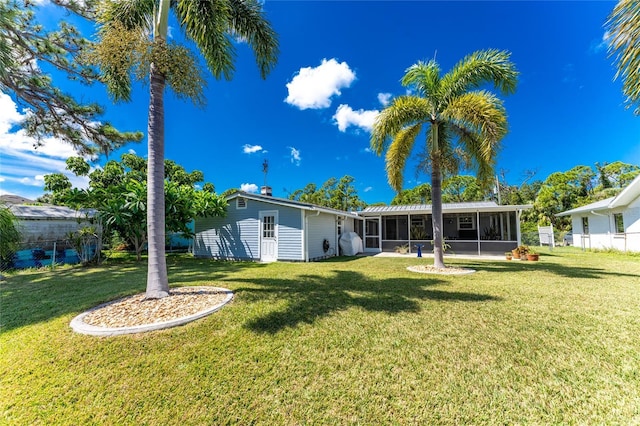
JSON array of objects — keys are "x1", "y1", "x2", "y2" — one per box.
[{"x1": 356, "y1": 202, "x2": 532, "y2": 256}]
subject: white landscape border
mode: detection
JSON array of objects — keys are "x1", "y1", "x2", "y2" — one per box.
[{"x1": 70, "y1": 286, "x2": 234, "y2": 337}]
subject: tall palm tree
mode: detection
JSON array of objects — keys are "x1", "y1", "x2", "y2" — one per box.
[
  {"x1": 607, "y1": 0, "x2": 640, "y2": 115},
  {"x1": 94, "y1": 0, "x2": 278, "y2": 298},
  {"x1": 371, "y1": 50, "x2": 517, "y2": 268}
]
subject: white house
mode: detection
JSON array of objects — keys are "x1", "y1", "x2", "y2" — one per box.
[{"x1": 556, "y1": 174, "x2": 640, "y2": 252}]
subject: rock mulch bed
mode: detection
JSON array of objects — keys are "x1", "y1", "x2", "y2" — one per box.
[{"x1": 82, "y1": 286, "x2": 231, "y2": 328}]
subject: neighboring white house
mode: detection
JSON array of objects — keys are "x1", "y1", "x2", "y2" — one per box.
[
  {"x1": 194, "y1": 189, "x2": 363, "y2": 262},
  {"x1": 556, "y1": 174, "x2": 640, "y2": 252}
]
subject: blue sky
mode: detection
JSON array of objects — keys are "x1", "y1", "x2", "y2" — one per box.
[{"x1": 2, "y1": 0, "x2": 639, "y2": 204}]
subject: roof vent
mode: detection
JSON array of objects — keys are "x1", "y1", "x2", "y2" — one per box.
[{"x1": 261, "y1": 186, "x2": 272, "y2": 196}]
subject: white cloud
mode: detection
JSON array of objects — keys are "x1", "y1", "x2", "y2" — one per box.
[
  {"x1": 364, "y1": 186, "x2": 373, "y2": 192},
  {"x1": 332, "y1": 104, "x2": 379, "y2": 132},
  {"x1": 243, "y1": 144, "x2": 264, "y2": 154},
  {"x1": 285, "y1": 58, "x2": 356, "y2": 110},
  {"x1": 128, "y1": 148, "x2": 137, "y2": 155},
  {"x1": 288, "y1": 146, "x2": 301, "y2": 166},
  {"x1": 378, "y1": 92, "x2": 392, "y2": 106},
  {"x1": 0, "y1": 92, "x2": 90, "y2": 197},
  {"x1": 240, "y1": 183, "x2": 259, "y2": 193}
]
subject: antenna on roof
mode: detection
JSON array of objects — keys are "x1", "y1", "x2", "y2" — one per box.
[
  {"x1": 262, "y1": 159, "x2": 269, "y2": 187},
  {"x1": 261, "y1": 159, "x2": 272, "y2": 196}
]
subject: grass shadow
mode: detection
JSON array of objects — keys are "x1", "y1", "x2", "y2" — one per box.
[
  {"x1": 0, "y1": 255, "x2": 265, "y2": 332},
  {"x1": 230, "y1": 269, "x2": 501, "y2": 334}
]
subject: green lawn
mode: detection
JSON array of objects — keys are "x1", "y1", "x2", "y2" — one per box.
[{"x1": 2, "y1": 249, "x2": 640, "y2": 424}]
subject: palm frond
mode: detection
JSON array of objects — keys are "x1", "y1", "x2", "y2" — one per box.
[
  {"x1": 97, "y1": 0, "x2": 155, "y2": 31},
  {"x1": 175, "y1": 0, "x2": 278, "y2": 81},
  {"x1": 370, "y1": 95, "x2": 430, "y2": 155},
  {"x1": 442, "y1": 91, "x2": 506, "y2": 184},
  {"x1": 440, "y1": 49, "x2": 518, "y2": 103},
  {"x1": 175, "y1": 0, "x2": 235, "y2": 80},
  {"x1": 401, "y1": 60, "x2": 441, "y2": 99},
  {"x1": 606, "y1": 0, "x2": 640, "y2": 114},
  {"x1": 443, "y1": 90, "x2": 508, "y2": 146},
  {"x1": 227, "y1": 0, "x2": 279, "y2": 79},
  {"x1": 385, "y1": 123, "x2": 422, "y2": 192}
]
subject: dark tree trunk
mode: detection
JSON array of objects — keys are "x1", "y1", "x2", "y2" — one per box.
[{"x1": 145, "y1": 62, "x2": 169, "y2": 299}]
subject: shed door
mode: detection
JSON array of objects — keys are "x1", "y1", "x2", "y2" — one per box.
[{"x1": 259, "y1": 211, "x2": 278, "y2": 262}]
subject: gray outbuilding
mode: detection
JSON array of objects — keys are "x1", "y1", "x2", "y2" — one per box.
[{"x1": 193, "y1": 191, "x2": 363, "y2": 262}]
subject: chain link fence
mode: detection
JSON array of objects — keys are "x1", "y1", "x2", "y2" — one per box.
[
  {"x1": 1, "y1": 237, "x2": 100, "y2": 272},
  {"x1": 521, "y1": 229, "x2": 572, "y2": 247}
]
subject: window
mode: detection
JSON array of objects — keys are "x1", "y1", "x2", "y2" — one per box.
[
  {"x1": 614, "y1": 213, "x2": 624, "y2": 234},
  {"x1": 457, "y1": 214, "x2": 476, "y2": 230},
  {"x1": 236, "y1": 197, "x2": 247, "y2": 209},
  {"x1": 383, "y1": 216, "x2": 408, "y2": 240},
  {"x1": 383, "y1": 217, "x2": 397, "y2": 239},
  {"x1": 410, "y1": 216, "x2": 427, "y2": 240},
  {"x1": 262, "y1": 215, "x2": 275, "y2": 238},
  {"x1": 582, "y1": 217, "x2": 589, "y2": 235}
]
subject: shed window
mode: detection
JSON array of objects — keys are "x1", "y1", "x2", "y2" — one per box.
[
  {"x1": 614, "y1": 213, "x2": 624, "y2": 234},
  {"x1": 236, "y1": 198, "x2": 247, "y2": 209}
]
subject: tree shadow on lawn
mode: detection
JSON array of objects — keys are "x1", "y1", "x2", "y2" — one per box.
[
  {"x1": 229, "y1": 269, "x2": 501, "y2": 334},
  {"x1": 449, "y1": 259, "x2": 640, "y2": 280},
  {"x1": 0, "y1": 257, "x2": 266, "y2": 332}
]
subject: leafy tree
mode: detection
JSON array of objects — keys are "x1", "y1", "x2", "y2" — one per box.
[
  {"x1": 371, "y1": 50, "x2": 517, "y2": 268},
  {"x1": 533, "y1": 165, "x2": 595, "y2": 228},
  {"x1": 288, "y1": 176, "x2": 367, "y2": 211},
  {"x1": 606, "y1": 1, "x2": 640, "y2": 114},
  {"x1": 289, "y1": 183, "x2": 324, "y2": 206},
  {"x1": 90, "y1": 0, "x2": 278, "y2": 299},
  {"x1": 0, "y1": 0, "x2": 142, "y2": 155},
  {"x1": 595, "y1": 161, "x2": 640, "y2": 190},
  {"x1": 391, "y1": 183, "x2": 431, "y2": 205},
  {"x1": 0, "y1": 205, "x2": 21, "y2": 270},
  {"x1": 44, "y1": 155, "x2": 226, "y2": 261},
  {"x1": 441, "y1": 175, "x2": 485, "y2": 203}
]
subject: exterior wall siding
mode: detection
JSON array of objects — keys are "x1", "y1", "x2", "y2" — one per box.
[
  {"x1": 194, "y1": 197, "x2": 304, "y2": 261},
  {"x1": 274, "y1": 206, "x2": 304, "y2": 261},
  {"x1": 194, "y1": 213, "x2": 259, "y2": 260},
  {"x1": 570, "y1": 205, "x2": 640, "y2": 252},
  {"x1": 625, "y1": 206, "x2": 640, "y2": 251},
  {"x1": 307, "y1": 212, "x2": 338, "y2": 260}
]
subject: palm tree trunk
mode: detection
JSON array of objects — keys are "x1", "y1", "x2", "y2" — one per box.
[
  {"x1": 145, "y1": 62, "x2": 169, "y2": 299},
  {"x1": 431, "y1": 158, "x2": 446, "y2": 269}
]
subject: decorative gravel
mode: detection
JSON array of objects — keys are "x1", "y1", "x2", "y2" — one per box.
[
  {"x1": 82, "y1": 286, "x2": 232, "y2": 328},
  {"x1": 406, "y1": 265, "x2": 476, "y2": 275}
]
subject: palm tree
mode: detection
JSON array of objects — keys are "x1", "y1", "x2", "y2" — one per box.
[
  {"x1": 93, "y1": 0, "x2": 278, "y2": 298},
  {"x1": 370, "y1": 50, "x2": 517, "y2": 268},
  {"x1": 607, "y1": 0, "x2": 640, "y2": 114}
]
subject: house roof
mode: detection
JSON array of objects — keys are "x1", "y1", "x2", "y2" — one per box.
[
  {"x1": 227, "y1": 191, "x2": 362, "y2": 219},
  {"x1": 9, "y1": 204, "x2": 96, "y2": 220},
  {"x1": 358, "y1": 201, "x2": 532, "y2": 216},
  {"x1": 0, "y1": 194, "x2": 35, "y2": 205},
  {"x1": 556, "y1": 174, "x2": 640, "y2": 217}
]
